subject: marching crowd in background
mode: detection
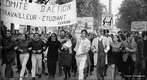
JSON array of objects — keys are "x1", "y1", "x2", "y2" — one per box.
[{"x1": 0, "y1": 21, "x2": 147, "y2": 80}]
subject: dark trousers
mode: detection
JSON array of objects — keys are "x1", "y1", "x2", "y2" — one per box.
[
  {"x1": 146, "y1": 59, "x2": 147, "y2": 77},
  {"x1": 16, "y1": 50, "x2": 21, "y2": 72},
  {"x1": 140, "y1": 59, "x2": 147, "y2": 80},
  {"x1": 71, "y1": 65, "x2": 77, "y2": 75},
  {"x1": 90, "y1": 56, "x2": 94, "y2": 73},
  {"x1": 42, "y1": 54, "x2": 45, "y2": 73},
  {"x1": 5, "y1": 62, "x2": 14, "y2": 78},
  {"x1": 63, "y1": 65, "x2": 71, "y2": 78},
  {"x1": 124, "y1": 56, "x2": 135, "y2": 80},
  {"x1": 58, "y1": 54, "x2": 62, "y2": 75},
  {"x1": 71, "y1": 52, "x2": 77, "y2": 75},
  {"x1": 85, "y1": 56, "x2": 94, "y2": 76},
  {"x1": 118, "y1": 52, "x2": 124, "y2": 73},
  {"x1": 97, "y1": 55, "x2": 105, "y2": 80},
  {"x1": 47, "y1": 57, "x2": 57, "y2": 77}
]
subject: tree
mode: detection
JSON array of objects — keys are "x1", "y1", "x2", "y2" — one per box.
[
  {"x1": 37, "y1": 0, "x2": 104, "y2": 31},
  {"x1": 75, "y1": 0, "x2": 104, "y2": 30},
  {"x1": 116, "y1": 0, "x2": 147, "y2": 31}
]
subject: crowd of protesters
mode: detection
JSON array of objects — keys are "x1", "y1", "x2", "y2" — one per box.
[{"x1": 0, "y1": 22, "x2": 147, "y2": 80}]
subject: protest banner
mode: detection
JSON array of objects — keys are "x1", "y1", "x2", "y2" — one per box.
[
  {"x1": 1, "y1": 0, "x2": 77, "y2": 26},
  {"x1": 131, "y1": 21, "x2": 147, "y2": 31}
]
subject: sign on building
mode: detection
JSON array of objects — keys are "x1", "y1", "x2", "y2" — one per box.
[
  {"x1": 84, "y1": 17, "x2": 93, "y2": 32},
  {"x1": 75, "y1": 17, "x2": 94, "y2": 33},
  {"x1": 19, "y1": 25, "x2": 27, "y2": 33},
  {"x1": 101, "y1": 14, "x2": 113, "y2": 30},
  {"x1": 75, "y1": 18, "x2": 85, "y2": 33},
  {"x1": 131, "y1": 21, "x2": 147, "y2": 31}
]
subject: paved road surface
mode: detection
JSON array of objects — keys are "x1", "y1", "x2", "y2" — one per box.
[{"x1": 0, "y1": 63, "x2": 124, "y2": 80}]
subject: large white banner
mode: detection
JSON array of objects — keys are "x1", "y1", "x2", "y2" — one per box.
[
  {"x1": 131, "y1": 21, "x2": 147, "y2": 31},
  {"x1": 1, "y1": 0, "x2": 77, "y2": 26}
]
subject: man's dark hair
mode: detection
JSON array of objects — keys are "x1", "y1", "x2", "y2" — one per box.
[
  {"x1": 103, "y1": 30, "x2": 109, "y2": 34},
  {"x1": 34, "y1": 33, "x2": 39, "y2": 36},
  {"x1": 81, "y1": 29, "x2": 88, "y2": 34},
  {"x1": 119, "y1": 34, "x2": 126, "y2": 41},
  {"x1": 6, "y1": 30, "x2": 11, "y2": 33},
  {"x1": 60, "y1": 29, "x2": 66, "y2": 33},
  {"x1": 65, "y1": 33, "x2": 72, "y2": 39},
  {"x1": 21, "y1": 33, "x2": 28, "y2": 39},
  {"x1": 126, "y1": 32, "x2": 132, "y2": 38},
  {"x1": 118, "y1": 31, "x2": 123, "y2": 34},
  {"x1": 124, "y1": 31, "x2": 128, "y2": 34}
]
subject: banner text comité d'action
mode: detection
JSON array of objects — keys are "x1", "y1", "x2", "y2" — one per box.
[
  {"x1": 1, "y1": 0, "x2": 28, "y2": 10},
  {"x1": 1, "y1": 0, "x2": 77, "y2": 26},
  {"x1": 1, "y1": 0, "x2": 72, "y2": 21},
  {"x1": 1, "y1": 0, "x2": 72, "y2": 13}
]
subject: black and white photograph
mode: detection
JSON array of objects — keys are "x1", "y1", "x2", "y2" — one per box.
[{"x1": 0, "y1": 0, "x2": 147, "y2": 80}]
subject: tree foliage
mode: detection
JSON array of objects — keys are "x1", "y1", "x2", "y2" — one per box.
[
  {"x1": 57, "y1": 0, "x2": 104, "y2": 29},
  {"x1": 37, "y1": 0, "x2": 103, "y2": 30},
  {"x1": 116, "y1": 0, "x2": 147, "y2": 31}
]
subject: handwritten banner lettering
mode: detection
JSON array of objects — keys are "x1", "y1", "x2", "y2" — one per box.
[{"x1": 1, "y1": 0, "x2": 77, "y2": 26}]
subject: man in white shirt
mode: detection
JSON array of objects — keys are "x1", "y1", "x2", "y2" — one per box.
[
  {"x1": 92, "y1": 30, "x2": 110, "y2": 80},
  {"x1": 74, "y1": 30, "x2": 91, "y2": 80}
]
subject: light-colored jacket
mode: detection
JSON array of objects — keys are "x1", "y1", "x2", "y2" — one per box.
[
  {"x1": 74, "y1": 38, "x2": 91, "y2": 55},
  {"x1": 91, "y1": 36, "x2": 110, "y2": 54},
  {"x1": 92, "y1": 36, "x2": 110, "y2": 65}
]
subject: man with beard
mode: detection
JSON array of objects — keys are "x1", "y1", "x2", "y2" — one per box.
[{"x1": 1, "y1": 30, "x2": 16, "y2": 80}]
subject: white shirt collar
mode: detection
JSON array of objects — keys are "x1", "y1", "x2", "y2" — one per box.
[{"x1": 98, "y1": 36, "x2": 103, "y2": 41}]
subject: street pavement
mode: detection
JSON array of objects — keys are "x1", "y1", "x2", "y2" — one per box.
[{"x1": 0, "y1": 64, "x2": 124, "y2": 80}]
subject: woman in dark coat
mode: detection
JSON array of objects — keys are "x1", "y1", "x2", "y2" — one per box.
[
  {"x1": 59, "y1": 34, "x2": 72, "y2": 80},
  {"x1": 71, "y1": 38, "x2": 77, "y2": 77},
  {"x1": 46, "y1": 33, "x2": 60, "y2": 79}
]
